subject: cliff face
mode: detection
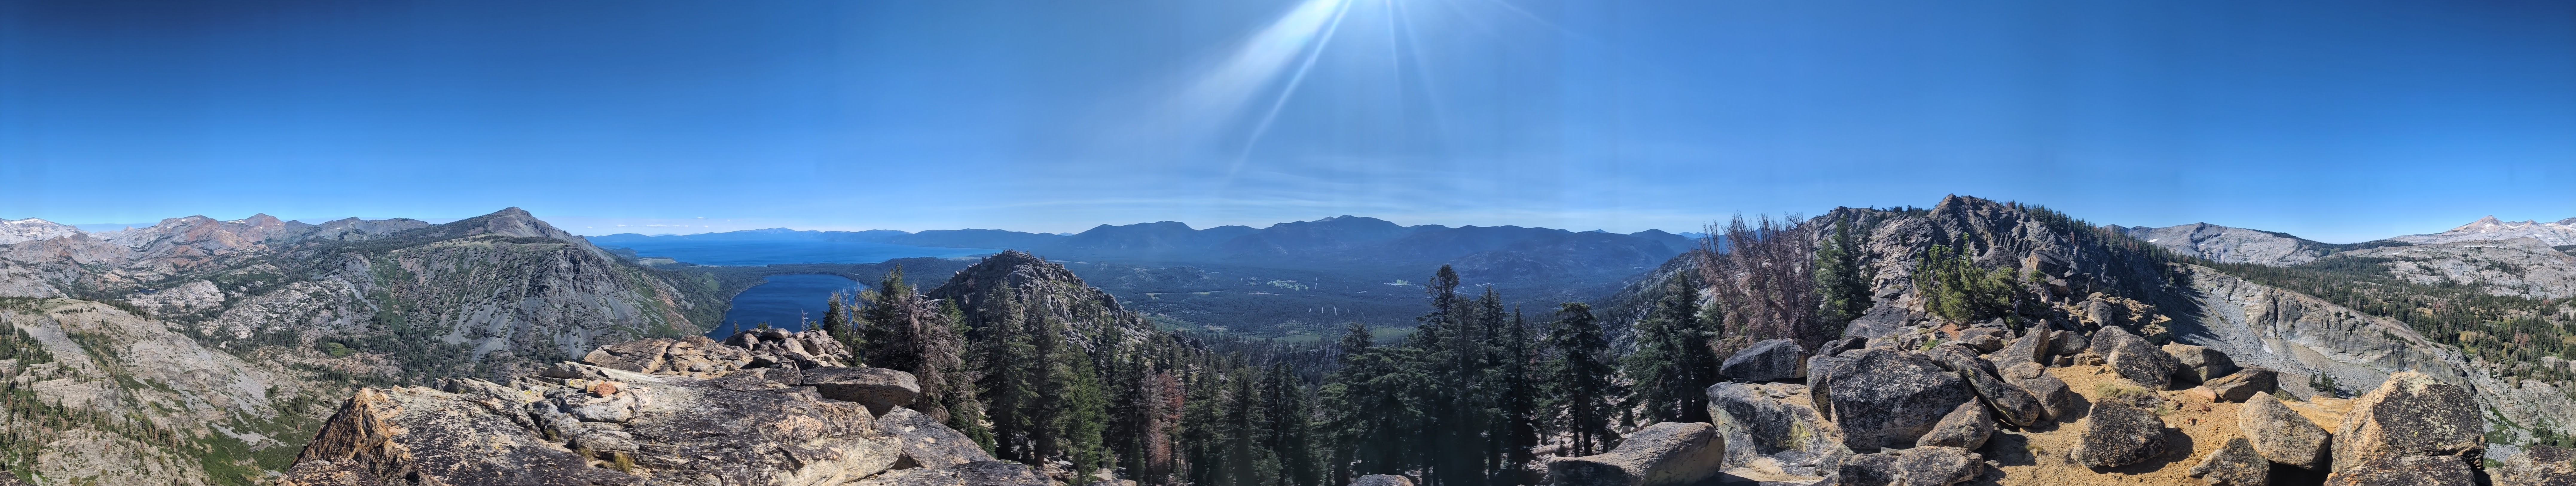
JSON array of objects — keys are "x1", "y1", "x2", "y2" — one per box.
[{"x1": 0, "y1": 208, "x2": 706, "y2": 484}]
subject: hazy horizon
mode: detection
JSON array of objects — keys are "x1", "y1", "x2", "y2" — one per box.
[{"x1": 7, "y1": 0, "x2": 2573, "y2": 242}]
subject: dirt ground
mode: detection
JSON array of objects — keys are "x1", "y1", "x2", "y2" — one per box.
[{"x1": 1969, "y1": 364, "x2": 2349, "y2": 485}]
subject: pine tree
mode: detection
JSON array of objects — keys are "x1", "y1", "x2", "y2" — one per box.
[
  {"x1": 821, "y1": 292, "x2": 854, "y2": 348},
  {"x1": 1545, "y1": 302, "x2": 1620, "y2": 456},
  {"x1": 1815, "y1": 211, "x2": 1870, "y2": 326},
  {"x1": 860, "y1": 266, "x2": 917, "y2": 371},
  {"x1": 1222, "y1": 367, "x2": 1278, "y2": 486},
  {"x1": 1622, "y1": 273, "x2": 1719, "y2": 424},
  {"x1": 972, "y1": 281, "x2": 1042, "y2": 462},
  {"x1": 1261, "y1": 363, "x2": 1321, "y2": 486},
  {"x1": 1319, "y1": 323, "x2": 1422, "y2": 483},
  {"x1": 1493, "y1": 307, "x2": 1543, "y2": 483}
]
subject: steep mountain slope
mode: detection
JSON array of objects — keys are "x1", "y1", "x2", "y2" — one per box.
[
  {"x1": 2396, "y1": 215, "x2": 2576, "y2": 246},
  {"x1": 0, "y1": 209, "x2": 711, "y2": 485}
]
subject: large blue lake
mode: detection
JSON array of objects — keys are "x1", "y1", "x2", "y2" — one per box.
[
  {"x1": 605, "y1": 239, "x2": 994, "y2": 267},
  {"x1": 708, "y1": 274, "x2": 862, "y2": 339}
]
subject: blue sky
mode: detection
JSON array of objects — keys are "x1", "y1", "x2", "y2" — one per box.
[{"x1": 4, "y1": 0, "x2": 2572, "y2": 242}]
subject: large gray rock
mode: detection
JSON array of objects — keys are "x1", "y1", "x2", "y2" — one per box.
[
  {"x1": 2188, "y1": 437, "x2": 2270, "y2": 486},
  {"x1": 2323, "y1": 454, "x2": 2475, "y2": 486},
  {"x1": 1820, "y1": 348, "x2": 1974, "y2": 451},
  {"x1": 2206, "y1": 367, "x2": 2277, "y2": 403},
  {"x1": 1915, "y1": 401, "x2": 1992, "y2": 450},
  {"x1": 2072, "y1": 402, "x2": 2169, "y2": 468},
  {"x1": 2494, "y1": 446, "x2": 2576, "y2": 486},
  {"x1": 1924, "y1": 344, "x2": 2044, "y2": 427},
  {"x1": 1998, "y1": 362, "x2": 2074, "y2": 421},
  {"x1": 804, "y1": 367, "x2": 923, "y2": 417},
  {"x1": 2238, "y1": 393, "x2": 2331, "y2": 470},
  {"x1": 1350, "y1": 475, "x2": 1416, "y2": 486},
  {"x1": 1723, "y1": 339, "x2": 1809, "y2": 383},
  {"x1": 721, "y1": 328, "x2": 856, "y2": 370},
  {"x1": 2088, "y1": 327, "x2": 2181, "y2": 389},
  {"x1": 2163, "y1": 343, "x2": 2240, "y2": 384},
  {"x1": 1548, "y1": 422, "x2": 1726, "y2": 486},
  {"x1": 1806, "y1": 352, "x2": 1858, "y2": 416},
  {"x1": 1834, "y1": 446, "x2": 1983, "y2": 486},
  {"x1": 1706, "y1": 383, "x2": 1849, "y2": 478},
  {"x1": 2331, "y1": 371, "x2": 2483, "y2": 473}
]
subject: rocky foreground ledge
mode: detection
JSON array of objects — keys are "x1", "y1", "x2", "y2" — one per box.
[{"x1": 274, "y1": 331, "x2": 1045, "y2": 486}]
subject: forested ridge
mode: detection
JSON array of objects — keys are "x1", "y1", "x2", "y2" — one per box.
[{"x1": 821, "y1": 211, "x2": 1856, "y2": 486}]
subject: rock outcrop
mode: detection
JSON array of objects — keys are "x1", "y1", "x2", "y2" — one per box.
[
  {"x1": 723, "y1": 328, "x2": 857, "y2": 369},
  {"x1": 2330, "y1": 371, "x2": 2483, "y2": 473},
  {"x1": 1547, "y1": 422, "x2": 1725, "y2": 486},
  {"x1": 274, "y1": 361, "x2": 1033, "y2": 486},
  {"x1": 581, "y1": 336, "x2": 755, "y2": 378},
  {"x1": 2238, "y1": 393, "x2": 2332, "y2": 470},
  {"x1": 1817, "y1": 348, "x2": 1973, "y2": 451},
  {"x1": 1721, "y1": 339, "x2": 1806, "y2": 383}
]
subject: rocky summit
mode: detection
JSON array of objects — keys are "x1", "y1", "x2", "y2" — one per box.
[{"x1": 273, "y1": 329, "x2": 1034, "y2": 486}]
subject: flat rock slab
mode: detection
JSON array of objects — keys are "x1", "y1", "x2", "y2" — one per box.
[
  {"x1": 2206, "y1": 368, "x2": 2276, "y2": 403},
  {"x1": 803, "y1": 367, "x2": 922, "y2": 416}
]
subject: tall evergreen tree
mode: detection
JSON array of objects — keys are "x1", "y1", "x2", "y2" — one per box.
[
  {"x1": 1815, "y1": 212, "x2": 1870, "y2": 326},
  {"x1": 972, "y1": 281, "x2": 1043, "y2": 462},
  {"x1": 821, "y1": 292, "x2": 854, "y2": 347},
  {"x1": 1492, "y1": 307, "x2": 1543, "y2": 484},
  {"x1": 1545, "y1": 302, "x2": 1620, "y2": 456},
  {"x1": 1622, "y1": 273, "x2": 1720, "y2": 424},
  {"x1": 1319, "y1": 323, "x2": 1422, "y2": 484},
  {"x1": 1261, "y1": 363, "x2": 1321, "y2": 486}
]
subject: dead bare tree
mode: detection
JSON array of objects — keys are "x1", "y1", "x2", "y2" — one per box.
[{"x1": 1696, "y1": 214, "x2": 1826, "y2": 353}]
